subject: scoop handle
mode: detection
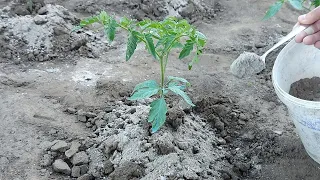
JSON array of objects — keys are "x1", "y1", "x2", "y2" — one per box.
[{"x1": 261, "y1": 24, "x2": 308, "y2": 62}]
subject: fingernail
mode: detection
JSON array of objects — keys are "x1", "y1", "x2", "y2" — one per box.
[{"x1": 298, "y1": 14, "x2": 306, "y2": 21}]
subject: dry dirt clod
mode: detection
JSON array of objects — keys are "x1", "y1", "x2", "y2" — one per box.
[
  {"x1": 215, "y1": 120, "x2": 225, "y2": 131},
  {"x1": 175, "y1": 140, "x2": 189, "y2": 150},
  {"x1": 40, "y1": 154, "x2": 53, "y2": 167},
  {"x1": 13, "y1": 6, "x2": 30, "y2": 16},
  {"x1": 103, "y1": 135, "x2": 119, "y2": 157},
  {"x1": 78, "y1": 115, "x2": 87, "y2": 122},
  {"x1": 217, "y1": 137, "x2": 227, "y2": 145},
  {"x1": 33, "y1": 15, "x2": 48, "y2": 25},
  {"x1": 72, "y1": 151, "x2": 89, "y2": 166},
  {"x1": 77, "y1": 174, "x2": 94, "y2": 180},
  {"x1": 65, "y1": 141, "x2": 81, "y2": 158},
  {"x1": 71, "y1": 38, "x2": 87, "y2": 51},
  {"x1": 87, "y1": 148, "x2": 106, "y2": 178},
  {"x1": 72, "y1": 166, "x2": 81, "y2": 177},
  {"x1": 108, "y1": 162, "x2": 145, "y2": 180},
  {"x1": 52, "y1": 159, "x2": 71, "y2": 175},
  {"x1": 38, "y1": 6, "x2": 48, "y2": 15},
  {"x1": 51, "y1": 140, "x2": 69, "y2": 152},
  {"x1": 80, "y1": 164, "x2": 89, "y2": 175},
  {"x1": 104, "y1": 160, "x2": 114, "y2": 175},
  {"x1": 154, "y1": 133, "x2": 176, "y2": 155}
]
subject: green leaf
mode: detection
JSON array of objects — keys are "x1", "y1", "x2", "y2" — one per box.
[
  {"x1": 179, "y1": 40, "x2": 194, "y2": 59},
  {"x1": 155, "y1": 35, "x2": 177, "y2": 55},
  {"x1": 148, "y1": 97, "x2": 168, "y2": 133},
  {"x1": 289, "y1": 0, "x2": 303, "y2": 10},
  {"x1": 168, "y1": 82, "x2": 186, "y2": 90},
  {"x1": 163, "y1": 35, "x2": 177, "y2": 51},
  {"x1": 129, "y1": 80, "x2": 160, "y2": 100},
  {"x1": 168, "y1": 84, "x2": 195, "y2": 106},
  {"x1": 71, "y1": 26, "x2": 82, "y2": 32},
  {"x1": 120, "y1": 17, "x2": 131, "y2": 28},
  {"x1": 128, "y1": 87, "x2": 159, "y2": 100},
  {"x1": 144, "y1": 33, "x2": 157, "y2": 60},
  {"x1": 80, "y1": 16, "x2": 100, "y2": 27},
  {"x1": 126, "y1": 31, "x2": 139, "y2": 61},
  {"x1": 133, "y1": 80, "x2": 159, "y2": 91},
  {"x1": 105, "y1": 18, "x2": 117, "y2": 41},
  {"x1": 99, "y1": 11, "x2": 109, "y2": 23},
  {"x1": 196, "y1": 31, "x2": 207, "y2": 47},
  {"x1": 263, "y1": 1, "x2": 283, "y2": 20},
  {"x1": 311, "y1": 0, "x2": 320, "y2": 7},
  {"x1": 168, "y1": 76, "x2": 190, "y2": 86},
  {"x1": 155, "y1": 38, "x2": 166, "y2": 48},
  {"x1": 172, "y1": 42, "x2": 183, "y2": 48}
]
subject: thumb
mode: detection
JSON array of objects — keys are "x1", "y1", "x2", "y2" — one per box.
[{"x1": 298, "y1": 6, "x2": 320, "y2": 24}]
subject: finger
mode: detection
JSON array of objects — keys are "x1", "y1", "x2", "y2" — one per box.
[
  {"x1": 303, "y1": 31, "x2": 320, "y2": 45},
  {"x1": 295, "y1": 27, "x2": 312, "y2": 43},
  {"x1": 298, "y1": 6, "x2": 320, "y2": 24},
  {"x1": 314, "y1": 41, "x2": 320, "y2": 49},
  {"x1": 295, "y1": 20, "x2": 320, "y2": 43}
]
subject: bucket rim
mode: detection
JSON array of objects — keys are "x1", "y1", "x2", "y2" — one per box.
[{"x1": 272, "y1": 39, "x2": 320, "y2": 109}]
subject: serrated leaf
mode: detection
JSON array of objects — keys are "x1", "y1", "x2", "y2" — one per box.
[
  {"x1": 128, "y1": 87, "x2": 159, "y2": 100},
  {"x1": 168, "y1": 84, "x2": 195, "y2": 106},
  {"x1": 144, "y1": 33, "x2": 157, "y2": 60},
  {"x1": 71, "y1": 26, "x2": 82, "y2": 32},
  {"x1": 120, "y1": 17, "x2": 131, "y2": 28},
  {"x1": 168, "y1": 76, "x2": 190, "y2": 86},
  {"x1": 168, "y1": 82, "x2": 186, "y2": 90},
  {"x1": 156, "y1": 35, "x2": 177, "y2": 54},
  {"x1": 163, "y1": 35, "x2": 177, "y2": 51},
  {"x1": 133, "y1": 80, "x2": 159, "y2": 91},
  {"x1": 179, "y1": 40, "x2": 194, "y2": 59},
  {"x1": 289, "y1": 0, "x2": 303, "y2": 10},
  {"x1": 126, "y1": 31, "x2": 139, "y2": 61},
  {"x1": 99, "y1": 11, "x2": 109, "y2": 23},
  {"x1": 263, "y1": 1, "x2": 283, "y2": 20},
  {"x1": 80, "y1": 16, "x2": 99, "y2": 27},
  {"x1": 196, "y1": 31, "x2": 206, "y2": 47},
  {"x1": 105, "y1": 18, "x2": 117, "y2": 41},
  {"x1": 148, "y1": 97, "x2": 167, "y2": 133},
  {"x1": 196, "y1": 31, "x2": 206, "y2": 40},
  {"x1": 156, "y1": 37, "x2": 166, "y2": 48},
  {"x1": 172, "y1": 42, "x2": 183, "y2": 48}
]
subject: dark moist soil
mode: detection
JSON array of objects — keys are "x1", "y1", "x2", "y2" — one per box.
[{"x1": 289, "y1": 77, "x2": 320, "y2": 101}]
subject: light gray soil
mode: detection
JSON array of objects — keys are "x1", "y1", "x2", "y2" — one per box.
[
  {"x1": 1, "y1": 0, "x2": 320, "y2": 180},
  {"x1": 230, "y1": 52, "x2": 265, "y2": 78}
]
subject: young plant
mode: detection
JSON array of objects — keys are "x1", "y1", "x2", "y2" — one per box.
[
  {"x1": 27, "y1": 0, "x2": 33, "y2": 12},
  {"x1": 264, "y1": 0, "x2": 320, "y2": 20},
  {"x1": 74, "y1": 11, "x2": 206, "y2": 133}
]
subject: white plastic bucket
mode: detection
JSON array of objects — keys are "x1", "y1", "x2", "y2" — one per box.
[{"x1": 272, "y1": 39, "x2": 320, "y2": 164}]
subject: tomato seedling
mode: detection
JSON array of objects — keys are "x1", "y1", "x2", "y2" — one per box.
[
  {"x1": 264, "y1": 0, "x2": 320, "y2": 20},
  {"x1": 74, "y1": 11, "x2": 206, "y2": 133}
]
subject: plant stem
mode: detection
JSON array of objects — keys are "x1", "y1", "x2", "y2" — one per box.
[{"x1": 160, "y1": 56, "x2": 165, "y2": 93}]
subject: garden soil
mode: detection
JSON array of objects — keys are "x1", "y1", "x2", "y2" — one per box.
[
  {"x1": 1, "y1": 0, "x2": 320, "y2": 180},
  {"x1": 289, "y1": 77, "x2": 320, "y2": 101}
]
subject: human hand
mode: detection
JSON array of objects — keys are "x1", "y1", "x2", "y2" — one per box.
[{"x1": 295, "y1": 6, "x2": 320, "y2": 48}]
